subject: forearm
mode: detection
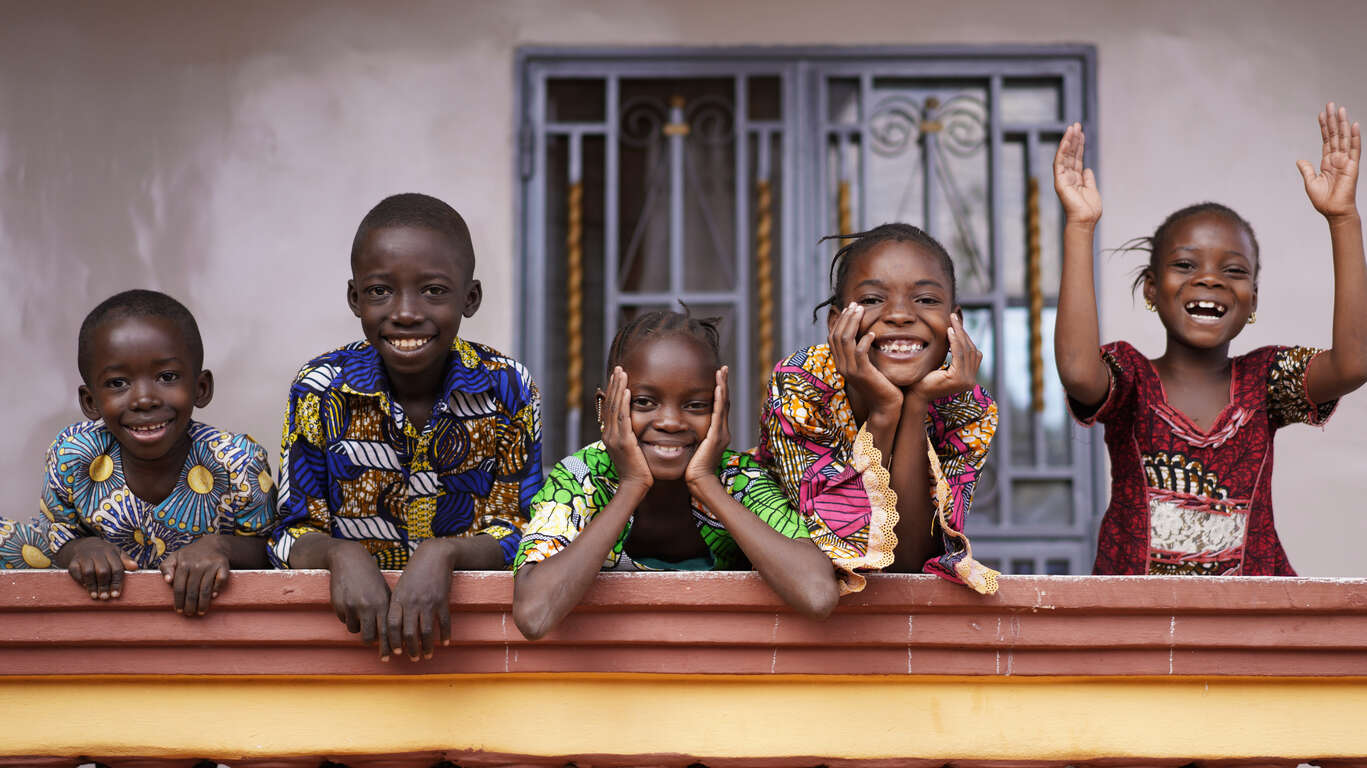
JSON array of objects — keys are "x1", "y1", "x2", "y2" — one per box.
[
  {"x1": 1311, "y1": 212, "x2": 1367, "y2": 400},
  {"x1": 219, "y1": 534, "x2": 268, "y2": 569},
  {"x1": 1055, "y1": 221, "x2": 1109, "y2": 405},
  {"x1": 886, "y1": 395, "x2": 936, "y2": 572},
  {"x1": 512, "y1": 484, "x2": 645, "y2": 640},
  {"x1": 287, "y1": 532, "x2": 368, "y2": 570},
  {"x1": 52, "y1": 536, "x2": 100, "y2": 569},
  {"x1": 690, "y1": 480, "x2": 838, "y2": 619}
]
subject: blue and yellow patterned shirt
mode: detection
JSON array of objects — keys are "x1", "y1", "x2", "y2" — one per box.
[
  {"x1": 270, "y1": 338, "x2": 543, "y2": 569},
  {"x1": 37, "y1": 419, "x2": 275, "y2": 569}
]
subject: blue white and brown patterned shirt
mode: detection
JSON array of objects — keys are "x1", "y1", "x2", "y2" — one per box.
[
  {"x1": 36, "y1": 420, "x2": 275, "y2": 569},
  {"x1": 269, "y1": 338, "x2": 543, "y2": 569}
]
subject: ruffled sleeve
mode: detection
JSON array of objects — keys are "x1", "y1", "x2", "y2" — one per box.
[
  {"x1": 922, "y1": 386, "x2": 1000, "y2": 594},
  {"x1": 1267, "y1": 346, "x2": 1337, "y2": 429}
]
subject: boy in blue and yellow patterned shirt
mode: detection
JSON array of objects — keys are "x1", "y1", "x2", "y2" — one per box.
[{"x1": 270, "y1": 193, "x2": 542, "y2": 663}]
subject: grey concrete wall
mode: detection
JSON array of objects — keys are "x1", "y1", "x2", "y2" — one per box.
[{"x1": 3, "y1": 0, "x2": 1365, "y2": 573}]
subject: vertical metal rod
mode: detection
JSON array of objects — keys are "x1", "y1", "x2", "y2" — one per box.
[
  {"x1": 667, "y1": 94, "x2": 686, "y2": 298},
  {"x1": 565, "y1": 132, "x2": 585, "y2": 454},
  {"x1": 857, "y1": 72, "x2": 872, "y2": 230},
  {"x1": 988, "y1": 74, "x2": 1012, "y2": 526},
  {"x1": 837, "y1": 132, "x2": 852, "y2": 234},
  {"x1": 733, "y1": 76, "x2": 753, "y2": 446},
  {"x1": 923, "y1": 97, "x2": 939, "y2": 236},
  {"x1": 604, "y1": 76, "x2": 621, "y2": 390},
  {"x1": 755, "y1": 127, "x2": 775, "y2": 405}
]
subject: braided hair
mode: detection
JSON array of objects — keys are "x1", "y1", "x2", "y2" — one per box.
[
  {"x1": 605, "y1": 308, "x2": 722, "y2": 378},
  {"x1": 812, "y1": 223, "x2": 957, "y2": 321},
  {"x1": 1124, "y1": 202, "x2": 1260, "y2": 296}
]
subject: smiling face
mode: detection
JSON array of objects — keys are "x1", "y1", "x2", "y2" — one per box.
[
  {"x1": 78, "y1": 315, "x2": 213, "y2": 463},
  {"x1": 348, "y1": 224, "x2": 482, "y2": 386},
  {"x1": 1143, "y1": 212, "x2": 1258, "y2": 349},
  {"x1": 829, "y1": 240, "x2": 957, "y2": 387},
  {"x1": 617, "y1": 334, "x2": 717, "y2": 481}
]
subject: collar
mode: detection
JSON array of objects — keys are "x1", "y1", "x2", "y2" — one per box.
[{"x1": 332, "y1": 337, "x2": 496, "y2": 401}]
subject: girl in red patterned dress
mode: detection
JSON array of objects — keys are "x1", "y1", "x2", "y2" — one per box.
[{"x1": 1053, "y1": 104, "x2": 1367, "y2": 575}]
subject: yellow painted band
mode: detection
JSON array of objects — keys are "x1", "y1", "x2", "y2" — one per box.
[{"x1": 1, "y1": 674, "x2": 1364, "y2": 760}]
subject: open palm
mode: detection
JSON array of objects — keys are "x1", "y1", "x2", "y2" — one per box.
[
  {"x1": 1299, "y1": 102, "x2": 1361, "y2": 219},
  {"x1": 1053, "y1": 123, "x2": 1102, "y2": 224}
]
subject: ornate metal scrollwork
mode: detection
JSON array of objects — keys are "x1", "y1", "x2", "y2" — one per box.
[
  {"x1": 619, "y1": 94, "x2": 735, "y2": 148},
  {"x1": 619, "y1": 96, "x2": 668, "y2": 148},
  {"x1": 868, "y1": 93, "x2": 987, "y2": 158}
]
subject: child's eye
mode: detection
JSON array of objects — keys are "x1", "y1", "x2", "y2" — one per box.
[
  {"x1": 365, "y1": 285, "x2": 391, "y2": 298},
  {"x1": 630, "y1": 396, "x2": 655, "y2": 409},
  {"x1": 916, "y1": 295, "x2": 943, "y2": 306},
  {"x1": 104, "y1": 378, "x2": 128, "y2": 390},
  {"x1": 1171, "y1": 260, "x2": 1195, "y2": 271},
  {"x1": 157, "y1": 371, "x2": 181, "y2": 384},
  {"x1": 857, "y1": 296, "x2": 884, "y2": 306},
  {"x1": 423, "y1": 285, "x2": 450, "y2": 296},
  {"x1": 685, "y1": 401, "x2": 714, "y2": 412}
]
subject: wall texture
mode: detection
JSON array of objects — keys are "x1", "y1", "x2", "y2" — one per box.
[{"x1": 3, "y1": 0, "x2": 1365, "y2": 574}]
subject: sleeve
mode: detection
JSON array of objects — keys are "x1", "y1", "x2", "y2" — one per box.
[
  {"x1": 1267, "y1": 346, "x2": 1338, "y2": 428},
  {"x1": 1068, "y1": 341, "x2": 1141, "y2": 426},
  {"x1": 225, "y1": 436, "x2": 276, "y2": 538},
  {"x1": 474, "y1": 370, "x2": 544, "y2": 566},
  {"x1": 267, "y1": 378, "x2": 337, "y2": 569},
  {"x1": 720, "y1": 453, "x2": 810, "y2": 541},
  {"x1": 922, "y1": 385, "x2": 1001, "y2": 593},
  {"x1": 512, "y1": 456, "x2": 599, "y2": 572},
  {"x1": 757, "y1": 353, "x2": 895, "y2": 594},
  {"x1": 0, "y1": 515, "x2": 54, "y2": 569},
  {"x1": 42, "y1": 435, "x2": 89, "y2": 557}
]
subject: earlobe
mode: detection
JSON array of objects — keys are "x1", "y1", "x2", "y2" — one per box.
[
  {"x1": 464, "y1": 280, "x2": 483, "y2": 318},
  {"x1": 77, "y1": 385, "x2": 100, "y2": 422},
  {"x1": 347, "y1": 279, "x2": 361, "y2": 318},
  {"x1": 195, "y1": 370, "x2": 215, "y2": 409}
]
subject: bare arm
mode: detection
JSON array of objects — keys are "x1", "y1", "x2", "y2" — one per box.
[
  {"x1": 513, "y1": 366, "x2": 654, "y2": 640},
  {"x1": 684, "y1": 367, "x2": 838, "y2": 619},
  {"x1": 1052, "y1": 123, "x2": 1110, "y2": 408},
  {"x1": 289, "y1": 532, "x2": 395, "y2": 659},
  {"x1": 1300, "y1": 103, "x2": 1367, "y2": 402}
]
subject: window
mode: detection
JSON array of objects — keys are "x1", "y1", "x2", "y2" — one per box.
[{"x1": 517, "y1": 46, "x2": 1099, "y2": 572}]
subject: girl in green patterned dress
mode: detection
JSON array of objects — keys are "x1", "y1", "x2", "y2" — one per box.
[{"x1": 512, "y1": 311, "x2": 841, "y2": 640}]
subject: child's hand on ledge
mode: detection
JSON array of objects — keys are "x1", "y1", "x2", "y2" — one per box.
[
  {"x1": 158, "y1": 536, "x2": 231, "y2": 616},
  {"x1": 386, "y1": 538, "x2": 459, "y2": 662},
  {"x1": 56, "y1": 537, "x2": 138, "y2": 600},
  {"x1": 323, "y1": 539, "x2": 394, "y2": 659}
]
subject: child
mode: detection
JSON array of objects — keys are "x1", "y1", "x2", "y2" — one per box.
[
  {"x1": 43, "y1": 289, "x2": 273, "y2": 613},
  {"x1": 512, "y1": 311, "x2": 839, "y2": 639},
  {"x1": 756, "y1": 224, "x2": 1000, "y2": 595},
  {"x1": 1053, "y1": 103, "x2": 1367, "y2": 575},
  {"x1": 271, "y1": 193, "x2": 542, "y2": 662}
]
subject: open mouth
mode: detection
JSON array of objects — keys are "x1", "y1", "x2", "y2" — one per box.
[
  {"x1": 876, "y1": 339, "x2": 927, "y2": 358},
  {"x1": 642, "y1": 441, "x2": 695, "y2": 460},
  {"x1": 1184, "y1": 300, "x2": 1228, "y2": 323},
  {"x1": 124, "y1": 420, "x2": 171, "y2": 442},
  {"x1": 385, "y1": 336, "x2": 433, "y2": 353}
]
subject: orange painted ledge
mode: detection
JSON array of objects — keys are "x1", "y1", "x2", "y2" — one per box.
[{"x1": 1, "y1": 569, "x2": 1366, "y2": 677}]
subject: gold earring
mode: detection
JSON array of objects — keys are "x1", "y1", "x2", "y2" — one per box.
[
  {"x1": 1247, "y1": 312, "x2": 1256, "y2": 325},
  {"x1": 1144, "y1": 299, "x2": 1157, "y2": 312},
  {"x1": 595, "y1": 396, "x2": 605, "y2": 432}
]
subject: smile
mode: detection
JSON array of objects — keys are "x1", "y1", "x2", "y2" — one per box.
[
  {"x1": 1184, "y1": 300, "x2": 1228, "y2": 323},
  {"x1": 385, "y1": 336, "x2": 433, "y2": 352},
  {"x1": 642, "y1": 441, "x2": 695, "y2": 460},
  {"x1": 876, "y1": 339, "x2": 926, "y2": 357},
  {"x1": 124, "y1": 420, "x2": 170, "y2": 441}
]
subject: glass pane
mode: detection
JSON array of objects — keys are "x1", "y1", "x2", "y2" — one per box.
[
  {"x1": 827, "y1": 77, "x2": 859, "y2": 124},
  {"x1": 1001, "y1": 136, "x2": 1027, "y2": 297},
  {"x1": 617, "y1": 86, "x2": 671, "y2": 294},
  {"x1": 1010, "y1": 558, "x2": 1035, "y2": 575},
  {"x1": 961, "y1": 308, "x2": 997, "y2": 525},
  {"x1": 748, "y1": 75, "x2": 781, "y2": 121},
  {"x1": 1011, "y1": 479, "x2": 1073, "y2": 527},
  {"x1": 548, "y1": 78, "x2": 606, "y2": 122},
  {"x1": 825, "y1": 131, "x2": 862, "y2": 236},
  {"x1": 1002, "y1": 307, "x2": 1070, "y2": 466},
  {"x1": 682, "y1": 91, "x2": 737, "y2": 292},
  {"x1": 1044, "y1": 558, "x2": 1071, "y2": 575},
  {"x1": 865, "y1": 79, "x2": 991, "y2": 295},
  {"x1": 1000, "y1": 79, "x2": 1062, "y2": 124}
]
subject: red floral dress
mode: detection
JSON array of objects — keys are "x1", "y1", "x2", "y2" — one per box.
[{"x1": 1074, "y1": 341, "x2": 1335, "y2": 575}]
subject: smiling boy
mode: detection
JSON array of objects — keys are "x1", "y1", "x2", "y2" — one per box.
[
  {"x1": 42, "y1": 290, "x2": 274, "y2": 612},
  {"x1": 270, "y1": 193, "x2": 542, "y2": 662}
]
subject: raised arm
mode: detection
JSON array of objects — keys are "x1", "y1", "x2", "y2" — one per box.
[
  {"x1": 1052, "y1": 123, "x2": 1110, "y2": 408},
  {"x1": 1300, "y1": 103, "x2": 1367, "y2": 402},
  {"x1": 512, "y1": 367, "x2": 653, "y2": 640},
  {"x1": 684, "y1": 367, "x2": 839, "y2": 619}
]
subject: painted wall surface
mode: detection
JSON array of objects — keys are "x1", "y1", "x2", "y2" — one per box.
[{"x1": 3, "y1": 1, "x2": 1366, "y2": 574}]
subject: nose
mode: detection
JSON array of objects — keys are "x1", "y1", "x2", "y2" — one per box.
[
  {"x1": 1193, "y1": 266, "x2": 1226, "y2": 288},
  {"x1": 652, "y1": 403, "x2": 686, "y2": 432},
  {"x1": 881, "y1": 295, "x2": 918, "y2": 325},
  {"x1": 390, "y1": 289, "x2": 424, "y2": 325},
  {"x1": 129, "y1": 380, "x2": 161, "y2": 411}
]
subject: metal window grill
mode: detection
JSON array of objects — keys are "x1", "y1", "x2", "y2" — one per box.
[{"x1": 516, "y1": 46, "x2": 1100, "y2": 574}]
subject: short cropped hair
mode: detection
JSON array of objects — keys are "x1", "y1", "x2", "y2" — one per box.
[
  {"x1": 77, "y1": 290, "x2": 204, "y2": 383},
  {"x1": 350, "y1": 193, "x2": 475, "y2": 272}
]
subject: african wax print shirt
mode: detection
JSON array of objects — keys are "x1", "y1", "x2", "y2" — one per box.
[
  {"x1": 1075, "y1": 341, "x2": 1335, "y2": 576},
  {"x1": 270, "y1": 339, "x2": 542, "y2": 570},
  {"x1": 36, "y1": 419, "x2": 274, "y2": 569},
  {"x1": 0, "y1": 515, "x2": 54, "y2": 569},
  {"x1": 755, "y1": 343, "x2": 999, "y2": 595},
  {"x1": 513, "y1": 443, "x2": 809, "y2": 572}
]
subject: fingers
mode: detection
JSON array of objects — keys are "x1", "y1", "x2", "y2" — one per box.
[
  {"x1": 375, "y1": 612, "x2": 392, "y2": 661},
  {"x1": 1352, "y1": 120, "x2": 1362, "y2": 163},
  {"x1": 418, "y1": 609, "x2": 435, "y2": 660},
  {"x1": 172, "y1": 556, "x2": 191, "y2": 613},
  {"x1": 438, "y1": 603, "x2": 452, "y2": 648},
  {"x1": 183, "y1": 565, "x2": 203, "y2": 617},
  {"x1": 717, "y1": 366, "x2": 731, "y2": 445},
  {"x1": 194, "y1": 565, "x2": 219, "y2": 616},
  {"x1": 68, "y1": 559, "x2": 97, "y2": 599},
  {"x1": 1298, "y1": 159, "x2": 1317, "y2": 187},
  {"x1": 121, "y1": 555, "x2": 139, "y2": 571},
  {"x1": 386, "y1": 603, "x2": 404, "y2": 662},
  {"x1": 402, "y1": 603, "x2": 421, "y2": 661},
  {"x1": 1082, "y1": 168, "x2": 1097, "y2": 192},
  {"x1": 1321, "y1": 105, "x2": 1331, "y2": 152}
]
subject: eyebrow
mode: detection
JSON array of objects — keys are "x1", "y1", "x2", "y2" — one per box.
[
  {"x1": 1172, "y1": 245, "x2": 1246, "y2": 257},
  {"x1": 95, "y1": 356, "x2": 183, "y2": 377},
  {"x1": 853, "y1": 277, "x2": 945, "y2": 290}
]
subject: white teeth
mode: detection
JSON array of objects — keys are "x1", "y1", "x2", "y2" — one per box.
[
  {"x1": 1184, "y1": 300, "x2": 1227, "y2": 313},
  {"x1": 128, "y1": 421, "x2": 169, "y2": 433},
  {"x1": 877, "y1": 341, "x2": 925, "y2": 354},
  {"x1": 388, "y1": 337, "x2": 432, "y2": 351},
  {"x1": 648, "y1": 444, "x2": 687, "y2": 457}
]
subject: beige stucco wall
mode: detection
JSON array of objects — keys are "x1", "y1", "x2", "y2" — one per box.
[{"x1": 3, "y1": 0, "x2": 1365, "y2": 574}]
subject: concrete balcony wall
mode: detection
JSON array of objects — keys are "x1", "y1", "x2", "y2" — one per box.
[{"x1": 1, "y1": 570, "x2": 1365, "y2": 767}]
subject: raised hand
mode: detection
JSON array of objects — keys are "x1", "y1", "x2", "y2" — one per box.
[
  {"x1": 600, "y1": 366, "x2": 653, "y2": 490},
  {"x1": 684, "y1": 366, "x2": 730, "y2": 489},
  {"x1": 1299, "y1": 102, "x2": 1361, "y2": 221},
  {"x1": 829, "y1": 303, "x2": 903, "y2": 419},
  {"x1": 910, "y1": 314, "x2": 983, "y2": 404},
  {"x1": 1053, "y1": 123, "x2": 1102, "y2": 224}
]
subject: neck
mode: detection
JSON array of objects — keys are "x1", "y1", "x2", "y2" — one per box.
[
  {"x1": 122, "y1": 431, "x2": 193, "y2": 504},
  {"x1": 1156, "y1": 335, "x2": 1232, "y2": 373},
  {"x1": 389, "y1": 353, "x2": 450, "y2": 413},
  {"x1": 641, "y1": 478, "x2": 692, "y2": 513}
]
